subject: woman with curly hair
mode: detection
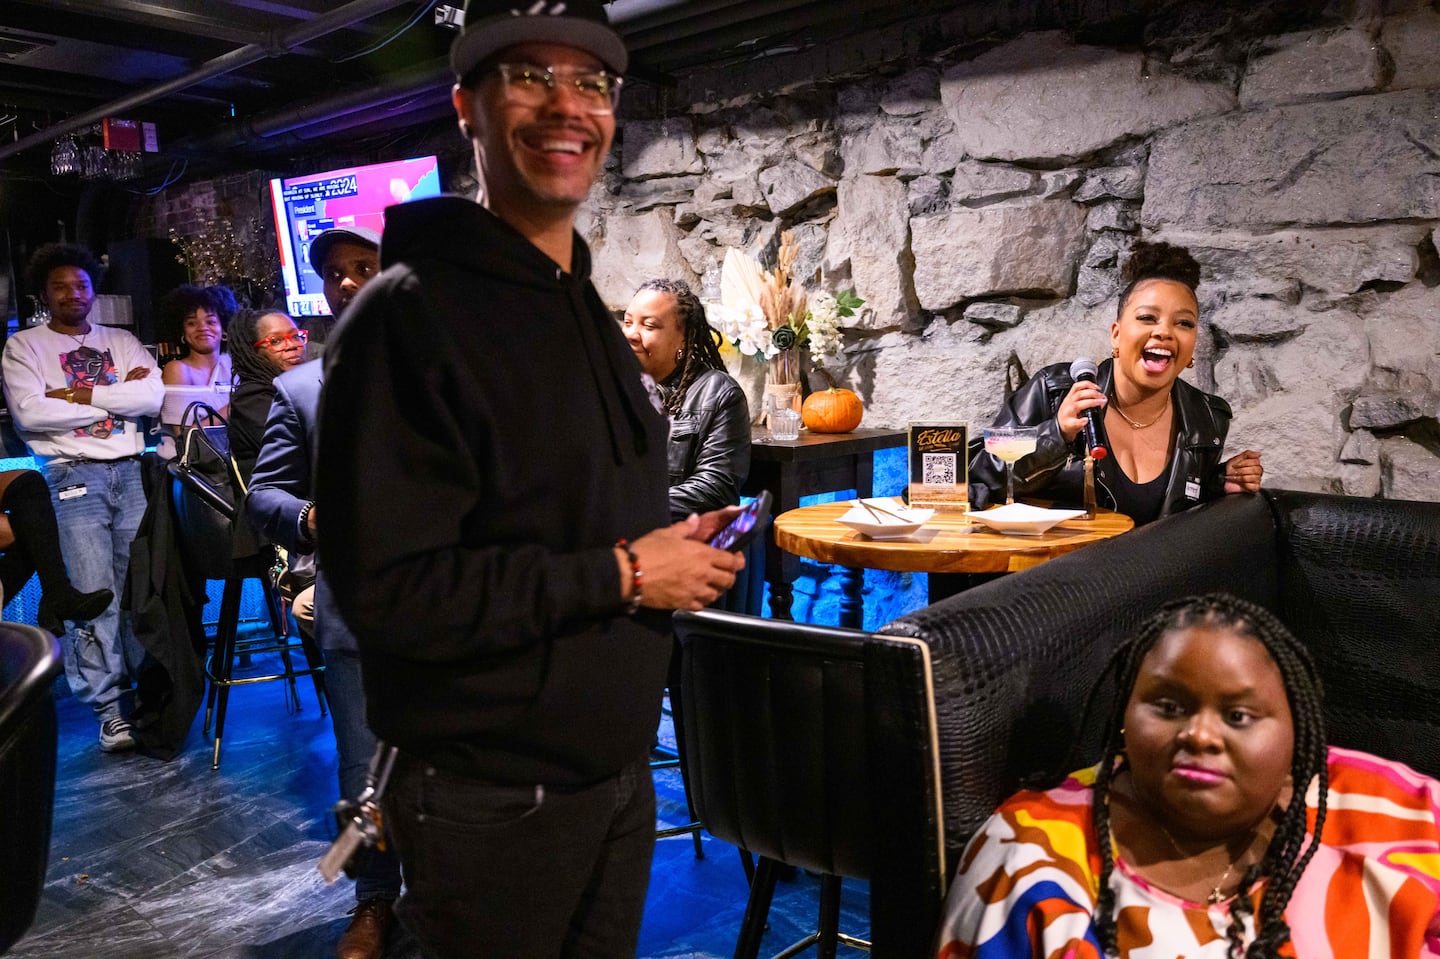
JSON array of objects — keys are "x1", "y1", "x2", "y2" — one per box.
[
  {"x1": 621, "y1": 278, "x2": 750, "y2": 521},
  {"x1": 934, "y1": 594, "x2": 1440, "y2": 958},
  {"x1": 968, "y1": 241, "x2": 1263, "y2": 524},
  {"x1": 157, "y1": 284, "x2": 231, "y2": 445}
]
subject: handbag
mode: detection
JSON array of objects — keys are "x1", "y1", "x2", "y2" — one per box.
[{"x1": 168, "y1": 402, "x2": 248, "y2": 580}]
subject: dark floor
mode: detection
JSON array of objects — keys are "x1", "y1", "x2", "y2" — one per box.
[{"x1": 9, "y1": 649, "x2": 871, "y2": 959}]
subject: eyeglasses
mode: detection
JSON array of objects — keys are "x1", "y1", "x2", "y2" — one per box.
[
  {"x1": 489, "y1": 63, "x2": 623, "y2": 115},
  {"x1": 254, "y1": 329, "x2": 308, "y2": 351}
]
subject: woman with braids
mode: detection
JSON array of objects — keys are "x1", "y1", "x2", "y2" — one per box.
[
  {"x1": 934, "y1": 594, "x2": 1440, "y2": 958},
  {"x1": 227, "y1": 308, "x2": 307, "y2": 484},
  {"x1": 622, "y1": 279, "x2": 750, "y2": 521},
  {"x1": 968, "y1": 241, "x2": 1263, "y2": 524}
]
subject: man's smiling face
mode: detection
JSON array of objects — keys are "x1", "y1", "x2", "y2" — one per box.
[{"x1": 454, "y1": 42, "x2": 616, "y2": 221}]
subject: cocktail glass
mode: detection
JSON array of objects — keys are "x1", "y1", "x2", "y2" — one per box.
[{"x1": 983, "y1": 425, "x2": 1039, "y2": 505}]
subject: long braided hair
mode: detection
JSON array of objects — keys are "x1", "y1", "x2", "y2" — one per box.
[
  {"x1": 637, "y1": 278, "x2": 725, "y2": 415},
  {"x1": 1090, "y1": 594, "x2": 1327, "y2": 959},
  {"x1": 228, "y1": 309, "x2": 298, "y2": 386}
]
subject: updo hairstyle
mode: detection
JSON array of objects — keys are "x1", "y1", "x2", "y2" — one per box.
[{"x1": 1117, "y1": 241, "x2": 1201, "y2": 319}]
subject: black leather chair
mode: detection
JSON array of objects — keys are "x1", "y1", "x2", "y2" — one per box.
[
  {"x1": 674, "y1": 609, "x2": 946, "y2": 959},
  {"x1": 0, "y1": 622, "x2": 62, "y2": 954},
  {"x1": 880, "y1": 489, "x2": 1440, "y2": 887},
  {"x1": 169, "y1": 454, "x2": 326, "y2": 769}
]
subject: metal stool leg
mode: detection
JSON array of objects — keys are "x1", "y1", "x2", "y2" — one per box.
[
  {"x1": 734, "y1": 856, "x2": 780, "y2": 959},
  {"x1": 817, "y1": 874, "x2": 841, "y2": 959},
  {"x1": 210, "y1": 577, "x2": 243, "y2": 770}
]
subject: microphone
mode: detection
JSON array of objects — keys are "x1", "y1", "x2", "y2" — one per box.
[{"x1": 1068, "y1": 358, "x2": 1108, "y2": 460}]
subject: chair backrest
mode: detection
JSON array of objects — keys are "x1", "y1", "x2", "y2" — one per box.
[
  {"x1": 0, "y1": 622, "x2": 62, "y2": 954},
  {"x1": 882, "y1": 488, "x2": 1440, "y2": 889},
  {"x1": 168, "y1": 416, "x2": 265, "y2": 579},
  {"x1": 881, "y1": 492, "x2": 1282, "y2": 867},
  {"x1": 674, "y1": 609, "x2": 946, "y2": 959},
  {"x1": 1267, "y1": 490, "x2": 1440, "y2": 775}
]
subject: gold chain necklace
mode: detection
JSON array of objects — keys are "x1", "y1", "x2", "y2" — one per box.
[
  {"x1": 1111, "y1": 392, "x2": 1170, "y2": 430},
  {"x1": 1154, "y1": 821, "x2": 1259, "y2": 905}
]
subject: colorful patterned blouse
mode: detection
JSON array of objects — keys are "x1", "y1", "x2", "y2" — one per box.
[{"x1": 935, "y1": 747, "x2": 1440, "y2": 958}]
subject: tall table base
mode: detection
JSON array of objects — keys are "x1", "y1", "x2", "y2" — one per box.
[{"x1": 740, "y1": 428, "x2": 908, "y2": 625}]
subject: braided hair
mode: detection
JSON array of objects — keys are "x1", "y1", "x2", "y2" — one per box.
[
  {"x1": 637, "y1": 278, "x2": 725, "y2": 415},
  {"x1": 1117, "y1": 240, "x2": 1201, "y2": 320},
  {"x1": 228, "y1": 309, "x2": 297, "y2": 385},
  {"x1": 1090, "y1": 594, "x2": 1327, "y2": 959}
]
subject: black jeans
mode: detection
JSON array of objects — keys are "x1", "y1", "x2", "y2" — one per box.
[{"x1": 384, "y1": 751, "x2": 656, "y2": 959}]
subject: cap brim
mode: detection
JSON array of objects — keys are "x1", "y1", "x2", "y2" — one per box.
[{"x1": 450, "y1": 15, "x2": 628, "y2": 80}]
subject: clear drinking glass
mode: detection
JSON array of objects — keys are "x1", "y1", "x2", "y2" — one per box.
[
  {"x1": 983, "y1": 425, "x2": 1039, "y2": 505},
  {"x1": 767, "y1": 394, "x2": 801, "y2": 441}
]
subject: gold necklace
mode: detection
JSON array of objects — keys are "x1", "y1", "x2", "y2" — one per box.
[
  {"x1": 1154, "y1": 821, "x2": 1259, "y2": 905},
  {"x1": 1111, "y1": 392, "x2": 1170, "y2": 430}
]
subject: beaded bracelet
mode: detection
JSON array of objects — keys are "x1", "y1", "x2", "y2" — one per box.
[
  {"x1": 616, "y1": 538, "x2": 642, "y2": 615},
  {"x1": 297, "y1": 501, "x2": 316, "y2": 544}
]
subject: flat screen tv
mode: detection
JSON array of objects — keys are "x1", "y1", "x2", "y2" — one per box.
[{"x1": 269, "y1": 155, "x2": 441, "y2": 317}]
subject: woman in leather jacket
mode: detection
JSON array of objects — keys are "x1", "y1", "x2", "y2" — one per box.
[
  {"x1": 622, "y1": 279, "x2": 751, "y2": 521},
  {"x1": 969, "y1": 242, "x2": 1263, "y2": 524}
]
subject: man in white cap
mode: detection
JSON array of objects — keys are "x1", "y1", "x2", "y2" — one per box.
[{"x1": 315, "y1": 1, "x2": 744, "y2": 956}]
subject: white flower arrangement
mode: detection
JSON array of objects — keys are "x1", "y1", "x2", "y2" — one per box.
[{"x1": 704, "y1": 232, "x2": 862, "y2": 371}]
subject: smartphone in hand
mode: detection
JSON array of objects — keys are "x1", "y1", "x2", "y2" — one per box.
[{"x1": 707, "y1": 491, "x2": 772, "y2": 552}]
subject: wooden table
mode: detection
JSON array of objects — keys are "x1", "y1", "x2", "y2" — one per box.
[
  {"x1": 739, "y1": 427, "x2": 908, "y2": 621},
  {"x1": 774, "y1": 501, "x2": 1134, "y2": 626}
]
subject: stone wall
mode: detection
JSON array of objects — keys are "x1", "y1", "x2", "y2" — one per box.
[
  {"x1": 134, "y1": 170, "x2": 273, "y2": 240},
  {"x1": 585, "y1": 1, "x2": 1440, "y2": 502}
]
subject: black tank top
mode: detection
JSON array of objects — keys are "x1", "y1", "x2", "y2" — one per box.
[{"x1": 1108, "y1": 459, "x2": 1168, "y2": 526}]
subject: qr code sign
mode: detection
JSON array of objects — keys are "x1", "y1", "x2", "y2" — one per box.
[{"x1": 923, "y1": 452, "x2": 957, "y2": 486}]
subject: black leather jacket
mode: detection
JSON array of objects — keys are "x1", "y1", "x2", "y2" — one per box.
[
  {"x1": 968, "y1": 358, "x2": 1233, "y2": 522},
  {"x1": 663, "y1": 367, "x2": 752, "y2": 522}
]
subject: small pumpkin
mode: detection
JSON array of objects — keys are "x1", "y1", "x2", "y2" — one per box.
[{"x1": 802, "y1": 387, "x2": 864, "y2": 433}]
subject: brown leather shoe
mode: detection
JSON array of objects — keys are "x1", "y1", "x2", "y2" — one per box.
[{"x1": 337, "y1": 898, "x2": 395, "y2": 959}]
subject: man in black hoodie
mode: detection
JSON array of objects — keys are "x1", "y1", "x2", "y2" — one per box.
[{"x1": 315, "y1": 2, "x2": 744, "y2": 956}]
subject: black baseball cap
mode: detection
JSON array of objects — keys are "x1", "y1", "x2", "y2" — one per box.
[
  {"x1": 450, "y1": 0, "x2": 628, "y2": 83},
  {"x1": 308, "y1": 226, "x2": 381, "y2": 275}
]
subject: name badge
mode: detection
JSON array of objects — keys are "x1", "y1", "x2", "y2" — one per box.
[
  {"x1": 58, "y1": 483, "x2": 88, "y2": 501},
  {"x1": 1185, "y1": 478, "x2": 1201, "y2": 500}
]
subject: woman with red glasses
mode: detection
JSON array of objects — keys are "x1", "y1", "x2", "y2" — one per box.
[{"x1": 227, "y1": 308, "x2": 307, "y2": 484}]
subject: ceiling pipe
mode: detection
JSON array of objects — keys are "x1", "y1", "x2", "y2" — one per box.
[
  {"x1": 173, "y1": 0, "x2": 718, "y2": 152},
  {"x1": 173, "y1": 57, "x2": 451, "y2": 155},
  {"x1": 0, "y1": 0, "x2": 416, "y2": 163},
  {"x1": 15, "y1": 0, "x2": 321, "y2": 47}
]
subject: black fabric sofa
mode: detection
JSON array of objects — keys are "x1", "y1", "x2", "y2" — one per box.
[{"x1": 880, "y1": 489, "x2": 1440, "y2": 886}]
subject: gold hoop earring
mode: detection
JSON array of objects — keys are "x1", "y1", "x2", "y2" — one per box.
[{"x1": 1112, "y1": 347, "x2": 1119, "y2": 358}]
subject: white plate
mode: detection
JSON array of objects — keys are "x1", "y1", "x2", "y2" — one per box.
[
  {"x1": 969, "y1": 503, "x2": 1086, "y2": 535},
  {"x1": 836, "y1": 499, "x2": 936, "y2": 540}
]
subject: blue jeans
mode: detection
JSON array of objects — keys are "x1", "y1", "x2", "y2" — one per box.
[
  {"x1": 383, "y1": 752, "x2": 656, "y2": 959},
  {"x1": 42, "y1": 458, "x2": 146, "y2": 721},
  {"x1": 325, "y1": 649, "x2": 403, "y2": 902}
]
